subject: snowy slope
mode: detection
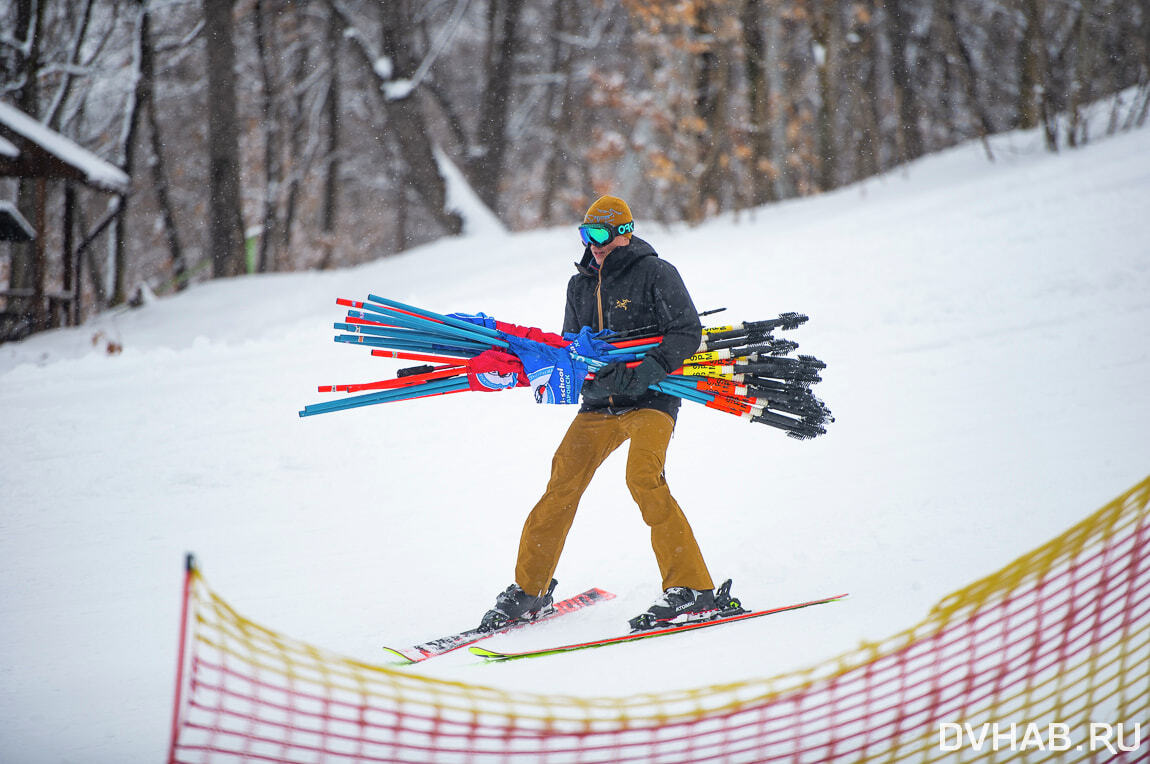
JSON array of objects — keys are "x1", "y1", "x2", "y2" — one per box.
[{"x1": 2, "y1": 122, "x2": 1149, "y2": 763}]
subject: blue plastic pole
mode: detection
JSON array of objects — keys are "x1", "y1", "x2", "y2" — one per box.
[
  {"x1": 351, "y1": 301, "x2": 509, "y2": 350},
  {"x1": 604, "y1": 342, "x2": 660, "y2": 358},
  {"x1": 299, "y1": 376, "x2": 470, "y2": 417},
  {"x1": 365, "y1": 294, "x2": 508, "y2": 345},
  {"x1": 653, "y1": 376, "x2": 714, "y2": 406},
  {"x1": 333, "y1": 334, "x2": 488, "y2": 357},
  {"x1": 334, "y1": 323, "x2": 493, "y2": 352}
]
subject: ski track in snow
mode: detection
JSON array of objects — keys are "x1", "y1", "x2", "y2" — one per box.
[{"x1": 1, "y1": 122, "x2": 1149, "y2": 762}]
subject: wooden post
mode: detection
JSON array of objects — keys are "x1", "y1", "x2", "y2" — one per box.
[
  {"x1": 63, "y1": 183, "x2": 76, "y2": 325},
  {"x1": 34, "y1": 177, "x2": 47, "y2": 329}
]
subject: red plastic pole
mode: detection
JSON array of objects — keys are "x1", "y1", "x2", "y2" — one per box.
[
  {"x1": 370, "y1": 349, "x2": 473, "y2": 365},
  {"x1": 317, "y1": 364, "x2": 467, "y2": 394},
  {"x1": 609, "y1": 335, "x2": 663, "y2": 348},
  {"x1": 166, "y1": 553, "x2": 195, "y2": 764}
]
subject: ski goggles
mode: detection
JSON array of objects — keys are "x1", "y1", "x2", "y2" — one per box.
[{"x1": 579, "y1": 220, "x2": 634, "y2": 246}]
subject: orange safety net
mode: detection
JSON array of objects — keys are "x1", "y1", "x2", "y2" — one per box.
[{"x1": 168, "y1": 476, "x2": 1149, "y2": 762}]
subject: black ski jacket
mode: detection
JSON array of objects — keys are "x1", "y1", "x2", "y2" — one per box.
[{"x1": 563, "y1": 235, "x2": 702, "y2": 420}]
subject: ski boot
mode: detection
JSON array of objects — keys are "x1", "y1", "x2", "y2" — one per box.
[
  {"x1": 628, "y1": 579, "x2": 744, "y2": 631},
  {"x1": 478, "y1": 579, "x2": 558, "y2": 632}
]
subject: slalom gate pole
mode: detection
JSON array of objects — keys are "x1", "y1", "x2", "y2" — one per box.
[
  {"x1": 365, "y1": 294, "x2": 508, "y2": 345},
  {"x1": 334, "y1": 333, "x2": 491, "y2": 356},
  {"x1": 306, "y1": 297, "x2": 831, "y2": 436},
  {"x1": 344, "y1": 315, "x2": 390, "y2": 329},
  {"x1": 370, "y1": 349, "x2": 476, "y2": 364},
  {"x1": 608, "y1": 335, "x2": 664, "y2": 349},
  {"x1": 346, "y1": 303, "x2": 507, "y2": 350},
  {"x1": 317, "y1": 365, "x2": 467, "y2": 394},
  {"x1": 657, "y1": 377, "x2": 759, "y2": 414},
  {"x1": 299, "y1": 377, "x2": 470, "y2": 417},
  {"x1": 334, "y1": 321, "x2": 494, "y2": 351},
  {"x1": 338, "y1": 297, "x2": 457, "y2": 327},
  {"x1": 604, "y1": 342, "x2": 660, "y2": 358},
  {"x1": 347, "y1": 300, "x2": 500, "y2": 345},
  {"x1": 167, "y1": 553, "x2": 196, "y2": 764}
]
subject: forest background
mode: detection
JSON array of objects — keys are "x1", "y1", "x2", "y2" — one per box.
[{"x1": 1, "y1": 0, "x2": 1148, "y2": 335}]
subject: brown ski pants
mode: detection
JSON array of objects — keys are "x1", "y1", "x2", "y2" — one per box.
[{"x1": 515, "y1": 409, "x2": 714, "y2": 596}]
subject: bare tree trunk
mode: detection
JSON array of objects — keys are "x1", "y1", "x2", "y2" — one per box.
[
  {"x1": 44, "y1": 0, "x2": 96, "y2": 131},
  {"x1": 741, "y1": 0, "x2": 776, "y2": 205},
  {"x1": 253, "y1": 0, "x2": 280, "y2": 273},
  {"x1": 540, "y1": 3, "x2": 572, "y2": 223},
  {"x1": 765, "y1": 4, "x2": 790, "y2": 198},
  {"x1": 1135, "y1": 12, "x2": 1150, "y2": 129},
  {"x1": 135, "y1": 3, "x2": 188, "y2": 291},
  {"x1": 1066, "y1": 0, "x2": 1096, "y2": 147},
  {"x1": 468, "y1": 0, "x2": 526, "y2": 213},
  {"x1": 1137, "y1": 5, "x2": 1150, "y2": 127},
  {"x1": 276, "y1": 10, "x2": 309, "y2": 269},
  {"x1": 204, "y1": 0, "x2": 247, "y2": 277},
  {"x1": 935, "y1": 0, "x2": 995, "y2": 160},
  {"x1": 394, "y1": 186, "x2": 408, "y2": 252},
  {"x1": 379, "y1": 1, "x2": 462, "y2": 235},
  {"x1": 10, "y1": 0, "x2": 45, "y2": 329},
  {"x1": 886, "y1": 0, "x2": 925, "y2": 163},
  {"x1": 1019, "y1": 0, "x2": 1058, "y2": 150},
  {"x1": 810, "y1": 0, "x2": 841, "y2": 190},
  {"x1": 692, "y1": 1, "x2": 728, "y2": 220},
  {"x1": 111, "y1": 1, "x2": 148, "y2": 307},
  {"x1": 144, "y1": 69, "x2": 188, "y2": 289},
  {"x1": 331, "y1": 0, "x2": 462, "y2": 237},
  {"x1": 319, "y1": 5, "x2": 341, "y2": 269},
  {"x1": 75, "y1": 201, "x2": 106, "y2": 309},
  {"x1": 852, "y1": 0, "x2": 883, "y2": 179}
]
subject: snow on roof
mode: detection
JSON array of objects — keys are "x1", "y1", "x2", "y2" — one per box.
[
  {"x1": 0, "y1": 134, "x2": 18, "y2": 159},
  {"x1": 0, "y1": 101, "x2": 130, "y2": 192},
  {"x1": 0, "y1": 200, "x2": 36, "y2": 241}
]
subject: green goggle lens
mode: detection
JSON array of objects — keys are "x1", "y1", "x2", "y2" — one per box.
[
  {"x1": 579, "y1": 221, "x2": 633, "y2": 246},
  {"x1": 579, "y1": 225, "x2": 613, "y2": 246}
]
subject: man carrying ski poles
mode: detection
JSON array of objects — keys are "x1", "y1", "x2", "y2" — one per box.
[{"x1": 480, "y1": 194, "x2": 739, "y2": 633}]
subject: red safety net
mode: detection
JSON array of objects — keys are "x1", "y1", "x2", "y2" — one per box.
[{"x1": 168, "y1": 476, "x2": 1150, "y2": 762}]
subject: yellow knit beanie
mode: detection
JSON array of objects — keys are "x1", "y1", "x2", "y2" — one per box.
[{"x1": 583, "y1": 195, "x2": 634, "y2": 237}]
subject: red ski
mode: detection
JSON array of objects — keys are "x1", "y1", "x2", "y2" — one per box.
[
  {"x1": 469, "y1": 593, "x2": 848, "y2": 661},
  {"x1": 382, "y1": 587, "x2": 615, "y2": 664}
]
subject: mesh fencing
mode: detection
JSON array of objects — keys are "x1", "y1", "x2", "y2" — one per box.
[{"x1": 169, "y1": 476, "x2": 1150, "y2": 762}]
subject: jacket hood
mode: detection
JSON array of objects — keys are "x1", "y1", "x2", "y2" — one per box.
[{"x1": 574, "y1": 235, "x2": 657, "y2": 277}]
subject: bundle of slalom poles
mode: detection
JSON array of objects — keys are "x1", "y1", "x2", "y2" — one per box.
[
  {"x1": 299, "y1": 294, "x2": 833, "y2": 440},
  {"x1": 645, "y1": 314, "x2": 833, "y2": 439}
]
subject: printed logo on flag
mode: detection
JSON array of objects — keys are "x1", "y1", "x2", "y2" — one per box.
[
  {"x1": 503, "y1": 335, "x2": 584, "y2": 405},
  {"x1": 474, "y1": 371, "x2": 518, "y2": 391},
  {"x1": 529, "y1": 365, "x2": 558, "y2": 403}
]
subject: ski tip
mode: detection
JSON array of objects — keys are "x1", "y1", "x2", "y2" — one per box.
[
  {"x1": 808, "y1": 593, "x2": 849, "y2": 604},
  {"x1": 468, "y1": 645, "x2": 508, "y2": 660},
  {"x1": 380, "y1": 646, "x2": 418, "y2": 665}
]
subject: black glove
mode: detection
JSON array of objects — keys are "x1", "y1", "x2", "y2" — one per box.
[
  {"x1": 581, "y1": 362, "x2": 624, "y2": 405},
  {"x1": 609, "y1": 356, "x2": 668, "y2": 399}
]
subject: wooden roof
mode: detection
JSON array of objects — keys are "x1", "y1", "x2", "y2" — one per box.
[{"x1": 0, "y1": 101, "x2": 129, "y2": 193}]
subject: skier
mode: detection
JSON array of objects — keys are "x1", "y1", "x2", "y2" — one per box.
[{"x1": 480, "y1": 194, "x2": 737, "y2": 633}]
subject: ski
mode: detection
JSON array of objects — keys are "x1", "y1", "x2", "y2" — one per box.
[
  {"x1": 469, "y1": 592, "x2": 848, "y2": 662},
  {"x1": 382, "y1": 587, "x2": 615, "y2": 664}
]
